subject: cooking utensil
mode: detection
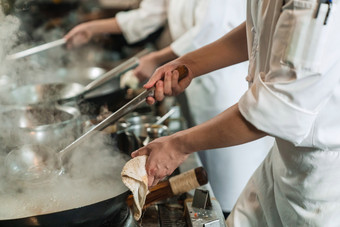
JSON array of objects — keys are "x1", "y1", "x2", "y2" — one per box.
[
  {"x1": 117, "y1": 103, "x2": 176, "y2": 132},
  {"x1": 141, "y1": 109, "x2": 175, "y2": 146},
  {"x1": 143, "y1": 125, "x2": 169, "y2": 146},
  {"x1": 155, "y1": 108, "x2": 176, "y2": 125},
  {"x1": 6, "y1": 38, "x2": 66, "y2": 60},
  {"x1": 0, "y1": 166, "x2": 207, "y2": 227},
  {"x1": 117, "y1": 109, "x2": 176, "y2": 148},
  {"x1": 5, "y1": 56, "x2": 139, "y2": 105},
  {"x1": 5, "y1": 65, "x2": 189, "y2": 181},
  {"x1": 116, "y1": 114, "x2": 161, "y2": 132}
]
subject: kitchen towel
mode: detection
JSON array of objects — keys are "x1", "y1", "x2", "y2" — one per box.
[{"x1": 121, "y1": 155, "x2": 149, "y2": 220}]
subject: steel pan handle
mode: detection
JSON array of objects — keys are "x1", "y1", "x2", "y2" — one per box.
[
  {"x1": 83, "y1": 48, "x2": 154, "y2": 94},
  {"x1": 6, "y1": 38, "x2": 66, "y2": 60},
  {"x1": 132, "y1": 48, "x2": 153, "y2": 58},
  {"x1": 83, "y1": 57, "x2": 139, "y2": 94}
]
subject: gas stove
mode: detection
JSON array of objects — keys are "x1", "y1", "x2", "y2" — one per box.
[
  {"x1": 100, "y1": 206, "x2": 137, "y2": 227},
  {"x1": 97, "y1": 186, "x2": 225, "y2": 227},
  {"x1": 137, "y1": 189, "x2": 226, "y2": 227}
]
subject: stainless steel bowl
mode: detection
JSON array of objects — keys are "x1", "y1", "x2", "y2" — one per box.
[
  {"x1": 117, "y1": 113, "x2": 160, "y2": 132},
  {"x1": 125, "y1": 123, "x2": 154, "y2": 141},
  {"x1": 0, "y1": 105, "x2": 81, "y2": 151}
]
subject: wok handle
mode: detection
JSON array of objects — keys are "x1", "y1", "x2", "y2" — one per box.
[
  {"x1": 83, "y1": 48, "x2": 154, "y2": 93},
  {"x1": 6, "y1": 38, "x2": 66, "y2": 60},
  {"x1": 126, "y1": 167, "x2": 208, "y2": 208},
  {"x1": 83, "y1": 57, "x2": 139, "y2": 93}
]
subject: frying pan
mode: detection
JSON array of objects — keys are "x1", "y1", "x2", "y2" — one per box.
[
  {"x1": 57, "y1": 48, "x2": 153, "y2": 101},
  {"x1": 3, "y1": 48, "x2": 154, "y2": 107},
  {"x1": 0, "y1": 166, "x2": 208, "y2": 227},
  {"x1": 3, "y1": 56, "x2": 139, "y2": 106}
]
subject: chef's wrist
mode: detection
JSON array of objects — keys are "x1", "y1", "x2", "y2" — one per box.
[
  {"x1": 85, "y1": 21, "x2": 102, "y2": 35},
  {"x1": 87, "y1": 18, "x2": 121, "y2": 35},
  {"x1": 150, "y1": 47, "x2": 178, "y2": 66},
  {"x1": 146, "y1": 52, "x2": 163, "y2": 66},
  {"x1": 174, "y1": 56, "x2": 198, "y2": 79},
  {"x1": 171, "y1": 130, "x2": 197, "y2": 155}
]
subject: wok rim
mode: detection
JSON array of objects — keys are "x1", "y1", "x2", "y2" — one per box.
[
  {"x1": 0, "y1": 105, "x2": 81, "y2": 131},
  {"x1": 0, "y1": 189, "x2": 131, "y2": 222},
  {"x1": 8, "y1": 82, "x2": 85, "y2": 105}
]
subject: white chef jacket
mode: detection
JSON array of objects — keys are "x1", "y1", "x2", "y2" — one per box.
[
  {"x1": 228, "y1": 0, "x2": 340, "y2": 226},
  {"x1": 116, "y1": 0, "x2": 273, "y2": 211}
]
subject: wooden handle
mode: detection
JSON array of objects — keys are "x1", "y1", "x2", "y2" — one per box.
[
  {"x1": 126, "y1": 167, "x2": 208, "y2": 208},
  {"x1": 169, "y1": 166, "x2": 207, "y2": 195},
  {"x1": 174, "y1": 65, "x2": 189, "y2": 81}
]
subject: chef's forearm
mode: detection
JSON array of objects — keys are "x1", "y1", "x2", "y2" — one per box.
[
  {"x1": 152, "y1": 46, "x2": 179, "y2": 65},
  {"x1": 87, "y1": 18, "x2": 122, "y2": 35},
  {"x1": 179, "y1": 22, "x2": 248, "y2": 78},
  {"x1": 175, "y1": 103, "x2": 267, "y2": 153}
]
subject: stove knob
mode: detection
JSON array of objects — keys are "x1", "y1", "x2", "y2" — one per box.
[{"x1": 203, "y1": 219, "x2": 220, "y2": 227}]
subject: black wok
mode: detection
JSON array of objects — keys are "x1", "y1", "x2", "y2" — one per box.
[
  {"x1": 0, "y1": 143, "x2": 133, "y2": 227},
  {"x1": 0, "y1": 166, "x2": 208, "y2": 227},
  {"x1": 0, "y1": 190, "x2": 131, "y2": 227}
]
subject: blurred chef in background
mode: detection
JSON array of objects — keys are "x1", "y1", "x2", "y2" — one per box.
[{"x1": 64, "y1": 0, "x2": 273, "y2": 217}]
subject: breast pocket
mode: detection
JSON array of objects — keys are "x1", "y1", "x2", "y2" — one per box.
[{"x1": 272, "y1": 0, "x2": 333, "y2": 76}]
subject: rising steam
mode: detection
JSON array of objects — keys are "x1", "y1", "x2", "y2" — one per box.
[{"x1": 0, "y1": 6, "x2": 130, "y2": 220}]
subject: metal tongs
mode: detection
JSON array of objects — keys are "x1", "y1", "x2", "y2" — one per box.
[{"x1": 6, "y1": 38, "x2": 66, "y2": 60}]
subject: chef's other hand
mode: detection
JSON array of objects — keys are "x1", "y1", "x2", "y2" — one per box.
[
  {"x1": 143, "y1": 61, "x2": 194, "y2": 105},
  {"x1": 131, "y1": 134, "x2": 191, "y2": 187},
  {"x1": 64, "y1": 22, "x2": 94, "y2": 49},
  {"x1": 133, "y1": 53, "x2": 159, "y2": 82}
]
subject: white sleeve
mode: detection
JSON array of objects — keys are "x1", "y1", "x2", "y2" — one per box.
[
  {"x1": 239, "y1": 0, "x2": 340, "y2": 145},
  {"x1": 116, "y1": 0, "x2": 167, "y2": 44},
  {"x1": 170, "y1": 0, "x2": 241, "y2": 56}
]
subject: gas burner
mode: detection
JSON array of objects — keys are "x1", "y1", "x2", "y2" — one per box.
[
  {"x1": 101, "y1": 206, "x2": 137, "y2": 227},
  {"x1": 139, "y1": 189, "x2": 226, "y2": 227}
]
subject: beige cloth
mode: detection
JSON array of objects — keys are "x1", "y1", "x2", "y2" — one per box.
[{"x1": 121, "y1": 155, "x2": 149, "y2": 220}]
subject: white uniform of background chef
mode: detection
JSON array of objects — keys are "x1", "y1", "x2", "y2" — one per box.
[
  {"x1": 129, "y1": 0, "x2": 340, "y2": 226},
  {"x1": 65, "y1": 0, "x2": 273, "y2": 214}
]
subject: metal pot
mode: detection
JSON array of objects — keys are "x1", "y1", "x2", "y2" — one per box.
[
  {"x1": 0, "y1": 105, "x2": 81, "y2": 151},
  {"x1": 117, "y1": 113, "x2": 160, "y2": 132},
  {"x1": 116, "y1": 114, "x2": 164, "y2": 154}
]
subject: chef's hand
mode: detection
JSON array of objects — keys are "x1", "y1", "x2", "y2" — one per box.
[
  {"x1": 133, "y1": 53, "x2": 159, "y2": 82},
  {"x1": 131, "y1": 134, "x2": 191, "y2": 187},
  {"x1": 64, "y1": 22, "x2": 94, "y2": 49},
  {"x1": 143, "y1": 61, "x2": 194, "y2": 105}
]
